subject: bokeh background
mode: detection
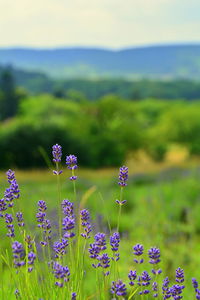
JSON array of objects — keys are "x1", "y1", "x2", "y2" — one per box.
[{"x1": 1, "y1": 0, "x2": 200, "y2": 297}]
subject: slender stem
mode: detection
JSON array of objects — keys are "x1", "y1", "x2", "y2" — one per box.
[
  {"x1": 56, "y1": 162, "x2": 62, "y2": 239},
  {"x1": 117, "y1": 187, "x2": 123, "y2": 232}
]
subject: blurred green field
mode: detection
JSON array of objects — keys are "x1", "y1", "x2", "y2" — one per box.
[{"x1": 1, "y1": 155, "x2": 200, "y2": 298}]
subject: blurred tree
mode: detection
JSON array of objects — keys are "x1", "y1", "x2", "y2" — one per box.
[{"x1": 0, "y1": 68, "x2": 20, "y2": 120}]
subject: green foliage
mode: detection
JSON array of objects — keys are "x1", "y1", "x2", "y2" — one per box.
[{"x1": 0, "y1": 93, "x2": 200, "y2": 169}]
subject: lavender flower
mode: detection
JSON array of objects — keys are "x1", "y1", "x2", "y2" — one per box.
[
  {"x1": 94, "y1": 233, "x2": 106, "y2": 251},
  {"x1": 162, "y1": 277, "x2": 171, "y2": 299},
  {"x1": 12, "y1": 241, "x2": 25, "y2": 270},
  {"x1": 118, "y1": 166, "x2": 128, "y2": 187},
  {"x1": 66, "y1": 155, "x2": 78, "y2": 170},
  {"x1": 62, "y1": 216, "x2": 75, "y2": 238},
  {"x1": 62, "y1": 199, "x2": 74, "y2": 217},
  {"x1": 14, "y1": 288, "x2": 20, "y2": 299},
  {"x1": 111, "y1": 280, "x2": 127, "y2": 297},
  {"x1": 133, "y1": 244, "x2": 144, "y2": 264},
  {"x1": 25, "y1": 235, "x2": 34, "y2": 249},
  {"x1": 0, "y1": 198, "x2": 7, "y2": 217},
  {"x1": 110, "y1": 232, "x2": 120, "y2": 261},
  {"x1": 16, "y1": 212, "x2": 25, "y2": 227},
  {"x1": 195, "y1": 289, "x2": 200, "y2": 300},
  {"x1": 128, "y1": 270, "x2": 137, "y2": 286},
  {"x1": 53, "y1": 238, "x2": 69, "y2": 258},
  {"x1": 80, "y1": 209, "x2": 92, "y2": 239},
  {"x1": 88, "y1": 243, "x2": 101, "y2": 259},
  {"x1": 176, "y1": 268, "x2": 184, "y2": 283},
  {"x1": 148, "y1": 246, "x2": 162, "y2": 274},
  {"x1": 36, "y1": 201, "x2": 51, "y2": 246},
  {"x1": 192, "y1": 278, "x2": 199, "y2": 291},
  {"x1": 5, "y1": 213, "x2": 15, "y2": 237},
  {"x1": 170, "y1": 284, "x2": 184, "y2": 300},
  {"x1": 97, "y1": 253, "x2": 110, "y2": 275},
  {"x1": 152, "y1": 281, "x2": 158, "y2": 298},
  {"x1": 6, "y1": 169, "x2": 15, "y2": 184},
  {"x1": 52, "y1": 144, "x2": 62, "y2": 163},
  {"x1": 71, "y1": 293, "x2": 77, "y2": 300},
  {"x1": 138, "y1": 271, "x2": 151, "y2": 295},
  {"x1": 52, "y1": 262, "x2": 70, "y2": 287},
  {"x1": 27, "y1": 251, "x2": 36, "y2": 272}
]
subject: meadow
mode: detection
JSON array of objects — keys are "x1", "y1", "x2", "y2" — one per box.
[{"x1": 1, "y1": 147, "x2": 200, "y2": 299}]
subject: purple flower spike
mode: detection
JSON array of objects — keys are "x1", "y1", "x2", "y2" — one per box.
[
  {"x1": 16, "y1": 212, "x2": 25, "y2": 227},
  {"x1": 53, "y1": 238, "x2": 69, "y2": 258},
  {"x1": 128, "y1": 270, "x2": 137, "y2": 286},
  {"x1": 176, "y1": 268, "x2": 184, "y2": 283},
  {"x1": 52, "y1": 144, "x2": 62, "y2": 163},
  {"x1": 36, "y1": 201, "x2": 51, "y2": 246},
  {"x1": 52, "y1": 262, "x2": 70, "y2": 287},
  {"x1": 162, "y1": 277, "x2": 171, "y2": 299},
  {"x1": 97, "y1": 253, "x2": 110, "y2": 274},
  {"x1": 118, "y1": 166, "x2": 128, "y2": 187},
  {"x1": 5, "y1": 213, "x2": 15, "y2": 237},
  {"x1": 152, "y1": 281, "x2": 158, "y2": 298},
  {"x1": 133, "y1": 244, "x2": 144, "y2": 264},
  {"x1": 94, "y1": 233, "x2": 107, "y2": 251},
  {"x1": 110, "y1": 232, "x2": 120, "y2": 261},
  {"x1": 192, "y1": 278, "x2": 199, "y2": 292},
  {"x1": 80, "y1": 209, "x2": 92, "y2": 239},
  {"x1": 27, "y1": 251, "x2": 36, "y2": 272},
  {"x1": 170, "y1": 284, "x2": 185, "y2": 299},
  {"x1": 66, "y1": 155, "x2": 78, "y2": 170},
  {"x1": 12, "y1": 241, "x2": 25, "y2": 270},
  {"x1": 6, "y1": 169, "x2": 15, "y2": 184},
  {"x1": 62, "y1": 216, "x2": 75, "y2": 238},
  {"x1": 62, "y1": 199, "x2": 74, "y2": 217},
  {"x1": 71, "y1": 293, "x2": 77, "y2": 300},
  {"x1": 196, "y1": 289, "x2": 200, "y2": 300},
  {"x1": 111, "y1": 280, "x2": 127, "y2": 297},
  {"x1": 148, "y1": 247, "x2": 161, "y2": 264},
  {"x1": 0, "y1": 198, "x2": 7, "y2": 217},
  {"x1": 138, "y1": 271, "x2": 151, "y2": 295}
]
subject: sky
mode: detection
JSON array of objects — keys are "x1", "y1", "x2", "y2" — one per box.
[{"x1": 0, "y1": 0, "x2": 200, "y2": 49}]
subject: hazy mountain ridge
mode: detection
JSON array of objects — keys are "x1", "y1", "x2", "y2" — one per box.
[{"x1": 0, "y1": 45, "x2": 200, "y2": 79}]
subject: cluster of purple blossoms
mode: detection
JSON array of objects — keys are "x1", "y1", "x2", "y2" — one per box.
[
  {"x1": 12, "y1": 241, "x2": 25, "y2": 270},
  {"x1": 27, "y1": 251, "x2": 36, "y2": 272},
  {"x1": 110, "y1": 232, "x2": 120, "y2": 261},
  {"x1": 138, "y1": 271, "x2": 151, "y2": 295},
  {"x1": 53, "y1": 238, "x2": 69, "y2": 258},
  {"x1": 162, "y1": 277, "x2": 171, "y2": 299},
  {"x1": 80, "y1": 209, "x2": 92, "y2": 239},
  {"x1": 52, "y1": 144, "x2": 63, "y2": 175},
  {"x1": 0, "y1": 198, "x2": 7, "y2": 217},
  {"x1": 62, "y1": 216, "x2": 75, "y2": 238},
  {"x1": 36, "y1": 200, "x2": 51, "y2": 246},
  {"x1": 169, "y1": 268, "x2": 185, "y2": 299},
  {"x1": 16, "y1": 212, "x2": 25, "y2": 227},
  {"x1": 61, "y1": 199, "x2": 75, "y2": 238},
  {"x1": 52, "y1": 262, "x2": 70, "y2": 288},
  {"x1": 133, "y1": 243, "x2": 144, "y2": 264},
  {"x1": 25, "y1": 235, "x2": 34, "y2": 249},
  {"x1": 111, "y1": 280, "x2": 127, "y2": 297},
  {"x1": 152, "y1": 281, "x2": 158, "y2": 298},
  {"x1": 71, "y1": 292, "x2": 77, "y2": 300},
  {"x1": 128, "y1": 270, "x2": 137, "y2": 286},
  {"x1": 88, "y1": 233, "x2": 110, "y2": 274},
  {"x1": 148, "y1": 246, "x2": 162, "y2": 275},
  {"x1": 0, "y1": 170, "x2": 20, "y2": 216},
  {"x1": 118, "y1": 166, "x2": 128, "y2": 187},
  {"x1": 5, "y1": 213, "x2": 15, "y2": 237},
  {"x1": 192, "y1": 279, "x2": 200, "y2": 300},
  {"x1": 62, "y1": 199, "x2": 74, "y2": 217},
  {"x1": 66, "y1": 155, "x2": 78, "y2": 180}
]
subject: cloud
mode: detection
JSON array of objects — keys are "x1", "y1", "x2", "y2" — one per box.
[{"x1": 0, "y1": 0, "x2": 199, "y2": 47}]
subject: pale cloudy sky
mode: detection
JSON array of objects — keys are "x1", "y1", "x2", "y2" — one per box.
[{"x1": 0, "y1": 0, "x2": 199, "y2": 48}]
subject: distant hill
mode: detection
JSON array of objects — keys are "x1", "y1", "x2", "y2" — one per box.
[{"x1": 0, "y1": 45, "x2": 200, "y2": 79}]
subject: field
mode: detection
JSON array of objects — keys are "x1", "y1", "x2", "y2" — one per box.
[{"x1": 1, "y1": 150, "x2": 200, "y2": 299}]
